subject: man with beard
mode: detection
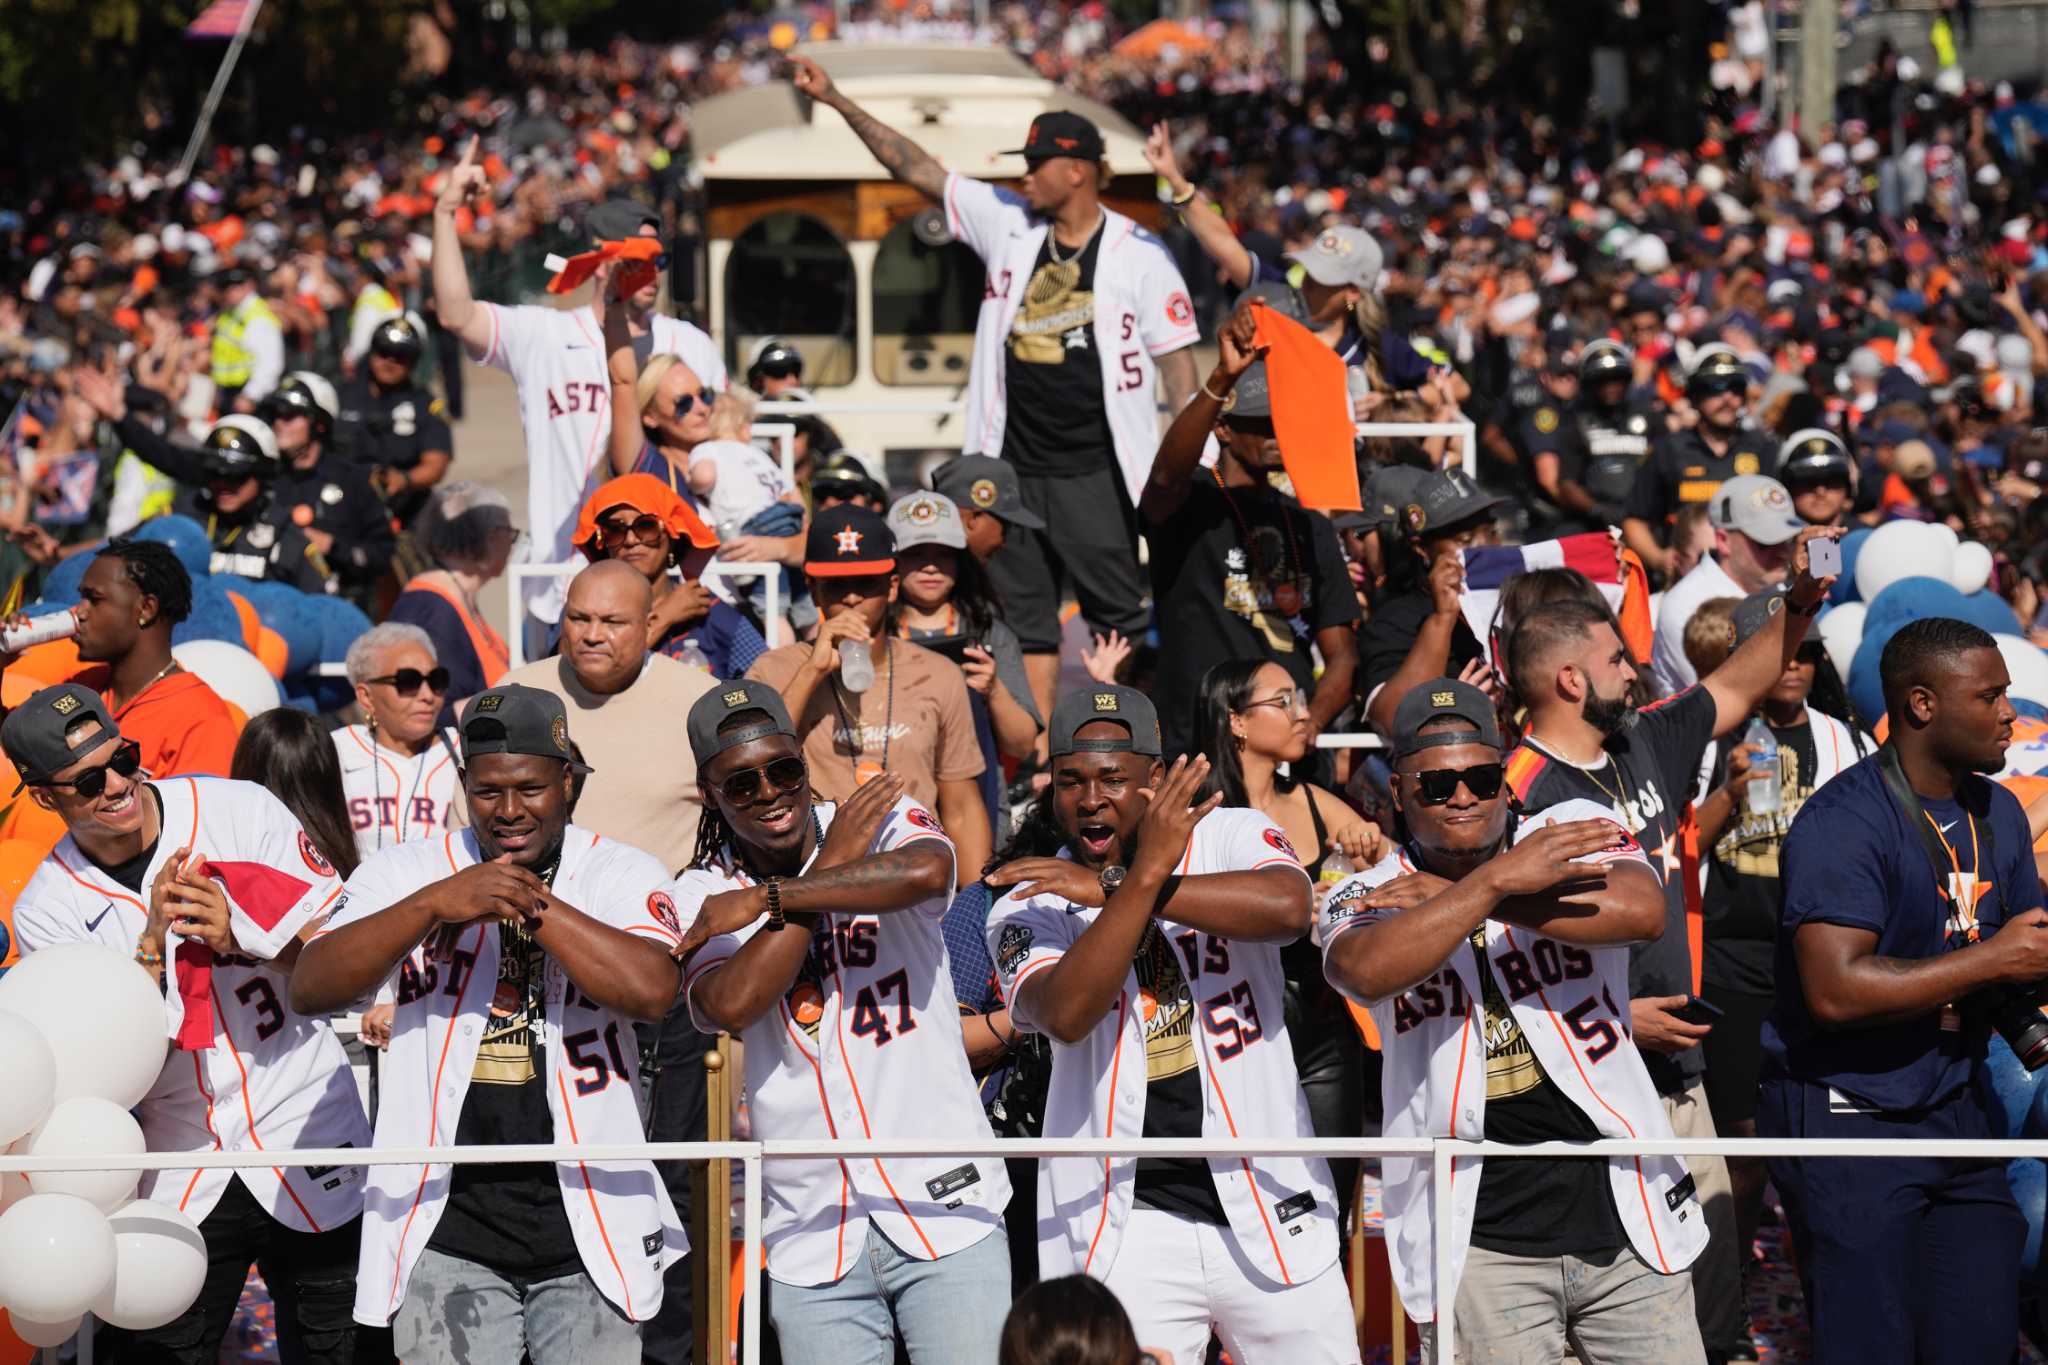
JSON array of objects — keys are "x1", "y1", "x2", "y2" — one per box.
[
  {"x1": 291, "y1": 685, "x2": 687, "y2": 1364},
  {"x1": 1500, "y1": 526, "x2": 1839, "y2": 1365},
  {"x1": 1622, "y1": 347, "x2": 1777, "y2": 580},
  {"x1": 982, "y1": 685, "x2": 1356, "y2": 1363},
  {"x1": 1760, "y1": 617, "x2": 2048, "y2": 1362}
]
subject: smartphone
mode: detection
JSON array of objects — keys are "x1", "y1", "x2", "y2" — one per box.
[
  {"x1": 1808, "y1": 536, "x2": 1842, "y2": 579},
  {"x1": 1677, "y1": 995, "x2": 1724, "y2": 1026}
]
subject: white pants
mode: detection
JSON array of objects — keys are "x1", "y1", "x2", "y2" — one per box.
[{"x1": 1099, "y1": 1204, "x2": 1360, "y2": 1365}]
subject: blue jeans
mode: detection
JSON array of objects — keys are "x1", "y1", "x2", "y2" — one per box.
[
  {"x1": 1981, "y1": 1033, "x2": 2048, "y2": 1286},
  {"x1": 392, "y1": 1246, "x2": 640, "y2": 1365},
  {"x1": 767, "y1": 1223, "x2": 1011, "y2": 1365}
]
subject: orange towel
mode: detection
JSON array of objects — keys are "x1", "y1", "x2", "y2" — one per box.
[
  {"x1": 1617, "y1": 546, "x2": 1655, "y2": 665},
  {"x1": 1251, "y1": 301, "x2": 1361, "y2": 512},
  {"x1": 545, "y1": 235, "x2": 665, "y2": 298}
]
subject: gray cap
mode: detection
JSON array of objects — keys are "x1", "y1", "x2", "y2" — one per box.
[
  {"x1": 687, "y1": 680, "x2": 798, "y2": 766},
  {"x1": 460, "y1": 684, "x2": 591, "y2": 773},
  {"x1": 1048, "y1": 684, "x2": 1162, "y2": 759},
  {"x1": 585, "y1": 197, "x2": 659, "y2": 245},
  {"x1": 1407, "y1": 469, "x2": 1504, "y2": 536},
  {"x1": 1708, "y1": 474, "x2": 1804, "y2": 546},
  {"x1": 1731, "y1": 588, "x2": 1820, "y2": 648},
  {"x1": 886, "y1": 491, "x2": 967, "y2": 551},
  {"x1": 1287, "y1": 226, "x2": 1384, "y2": 292},
  {"x1": 2, "y1": 684, "x2": 120, "y2": 789},
  {"x1": 1364, "y1": 464, "x2": 1432, "y2": 529},
  {"x1": 929, "y1": 455, "x2": 1046, "y2": 530},
  {"x1": 1217, "y1": 280, "x2": 1311, "y2": 423}
]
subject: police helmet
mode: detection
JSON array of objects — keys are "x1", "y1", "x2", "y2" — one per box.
[
  {"x1": 202, "y1": 415, "x2": 282, "y2": 480},
  {"x1": 369, "y1": 312, "x2": 427, "y2": 366},
  {"x1": 1777, "y1": 428, "x2": 1856, "y2": 489},
  {"x1": 1685, "y1": 344, "x2": 1750, "y2": 400},
  {"x1": 263, "y1": 371, "x2": 339, "y2": 437},
  {"x1": 1579, "y1": 339, "x2": 1634, "y2": 385},
  {"x1": 746, "y1": 337, "x2": 804, "y2": 390}
]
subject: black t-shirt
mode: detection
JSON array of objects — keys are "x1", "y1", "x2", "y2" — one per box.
[
  {"x1": 1130, "y1": 927, "x2": 1226, "y2": 1224},
  {"x1": 1510, "y1": 685, "x2": 1719, "y2": 1094},
  {"x1": 1000, "y1": 228, "x2": 1113, "y2": 479},
  {"x1": 428, "y1": 921, "x2": 581, "y2": 1279},
  {"x1": 1466, "y1": 929, "x2": 1624, "y2": 1256},
  {"x1": 1356, "y1": 587, "x2": 1484, "y2": 704},
  {"x1": 87, "y1": 787, "x2": 162, "y2": 894},
  {"x1": 1622, "y1": 427, "x2": 1776, "y2": 533},
  {"x1": 1146, "y1": 479, "x2": 1359, "y2": 756},
  {"x1": 333, "y1": 379, "x2": 453, "y2": 523},
  {"x1": 1702, "y1": 719, "x2": 1823, "y2": 996}
]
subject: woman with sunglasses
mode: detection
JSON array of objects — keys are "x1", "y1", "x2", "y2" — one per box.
[
  {"x1": 1188, "y1": 658, "x2": 1387, "y2": 1226},
  {"x1": 331, "y1": 622, "x2": 465, "y2": 860},
  {"x1": 572, "y1": 472, "x2": 768, "y2": 678},
  {"x1": 387, "y1": 481, "x2": 517, "y2": 722}
]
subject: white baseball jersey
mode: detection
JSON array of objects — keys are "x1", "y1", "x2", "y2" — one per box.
[
  {"x1": 323, "y1": 825, "x2": 687, "y2": 1326},
  {"x1": 1319, "y1": 799, "x2": 1707, "y2": 1320},
  {"x1": 11, "y1": 777, "x2": 370, "y2": 1233},
  {"x1": 986, "y1": 806, "x2": 1337, "y2": 1288},
  {"x1": 332, "y1": 724, "x2": 465, "y2": 861},
  {"x1": 943, "y1": 173, "x2": 1198, "y2": 505},
  {"x1": 676, "y1": 796, "x2": 1009, "y2": 1287},
  {"x1": 471, "y1": 302, "x2": 726, "y2": 624}
]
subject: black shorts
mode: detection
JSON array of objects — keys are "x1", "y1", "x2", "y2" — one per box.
[
  {"x1": 1701, "y1": 983, "x2": 1773, "y2": 1128},
  {"x1": 984, "y1": 462, "x2": 1150, "y2": 654}
]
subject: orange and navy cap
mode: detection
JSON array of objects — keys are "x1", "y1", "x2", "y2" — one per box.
[{"x1": 803, "y1": 504, "x2": 895, "y2": 578}]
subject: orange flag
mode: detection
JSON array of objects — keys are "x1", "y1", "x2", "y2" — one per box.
[
  {"x1": 544, "y1": 235, "x2": 666, "y2": 297},
  {"x1": 1250, "y1": 300, "x2": 1361, "y2": 512}
]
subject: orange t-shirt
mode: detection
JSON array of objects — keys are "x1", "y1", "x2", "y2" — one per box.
[{"x1": 105, "y1": 669, "x2": 241, "y2": 780}]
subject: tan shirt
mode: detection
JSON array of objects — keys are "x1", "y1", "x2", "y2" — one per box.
[
  {"x1": 746, "y1": 639, "x2": 985, "y2": 809},
  {"x1": 499, "y1": 652, "x2": 716, "y2": 872}
]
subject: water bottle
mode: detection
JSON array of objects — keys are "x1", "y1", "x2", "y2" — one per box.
[
  {"x1": 1743, "y1": 717, "x2": 1781, "y2": 815},
  {"x1": 0, "y1": 610, "x2": 79, "y2": 653},
  {"x1": 673, "y1": 638, "x2": 711, "y2": 674},
  {"x1": 838, "y1": 640, "x2": 875, "y2": 694}
]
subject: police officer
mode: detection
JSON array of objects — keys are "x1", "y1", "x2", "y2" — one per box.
[
  {"x1": 1621, "y1": 346, "x2": 1775, "y2": 580},
  {"x1": 1776, "y1": 427, "x2": 1858, "y2": 530},
  {"x1": 334, "y1": 314, "x2": 453, "y2": 526},
  {"x1": 262, "y1": 372, "x2": 398, "y2": 608},
  {"x1": 1517, "y1": 351, "x2": 1586, "y2": 532},
  {"x1": 744, "y1": 336, "x2": 840, "y2": 473},
  {"x1": 176, "y1": 416, "x2": 334, "y2": 592},
  {"x1": 210, "y1": 266, "x2": 285, "y2": 413}
]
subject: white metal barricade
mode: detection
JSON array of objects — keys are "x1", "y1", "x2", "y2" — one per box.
[{"x1": 505, "y1": 560, "x2": 782, "y2": 669}]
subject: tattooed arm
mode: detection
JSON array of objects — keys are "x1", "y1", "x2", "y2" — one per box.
[{"x1": 790, "y1": 55, "x2": 949, "y2": 202}]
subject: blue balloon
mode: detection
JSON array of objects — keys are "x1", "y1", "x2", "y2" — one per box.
[
  {"x1": 1864, "y1": 577, "x2": 1975, "y2": 640},
  {"x1": 130, "y1": 515, "x2": 214, "y2": 581},
  {"x1": 34, "y1": 545, "x2": 102, "y2": 607},
  {"x1": 1830, "y1": 527, "x2": 1874, "y2": 604},
  {"x1": 229, "y1": 579, "x2": 324, "y2": 677},
  {"x1": 1960, "y1": 590, "x2": 2025, "y2": 639},
  {"x1": 172, "y1": 577, "x2": 244, "y2": 646},
  {"x1": 300, "y1": 596, "x2": 374, "y2": 711},
  {"x1": 2015, "y1": 698, "x2": 2048, "y2": 722},
  {"x1": 1847, "y1": 625, "x2": 1895, "y2": 730}
]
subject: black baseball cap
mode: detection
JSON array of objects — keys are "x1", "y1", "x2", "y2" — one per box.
[
  {"x1": 1048, "y1": 684, "x2": 1162, "y2": 759},
  {"x1": 929, "y1": 455, "x2": 1046, "y2": 530},
  {"x1": 2, "y1": 684, "x2": 120, "y2": 789},
  {"x1": 687, "y1": 680, "x2": 798, "y2": 765},
  {"x1": 460, "y1": 684, "x2": 591, "y2": 772},
  {"x1": 804, "y1": 504, "x2": 896, "y2": 578},
  {"x1": 1406, "y1": 469, "x2": 1504, "y2": 536},
  {"x1": 1005, "y1": 111, "x2": 1105, "y2": 165},
  {"x1": 1390, "y1": 678, "x2": 1503, "y2": 760},
  {"x1": 585, "y1": 197, "x2": 659, "y2": 245}
]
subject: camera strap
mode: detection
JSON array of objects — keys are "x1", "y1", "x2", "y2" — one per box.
[{"x1": 1875, "y1": 742, "x2": 1999, "y2": 930}]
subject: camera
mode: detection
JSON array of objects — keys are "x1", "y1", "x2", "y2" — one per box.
[{"x1": 1986, "y1": 982, "x2": 2048, "y2": 1070}]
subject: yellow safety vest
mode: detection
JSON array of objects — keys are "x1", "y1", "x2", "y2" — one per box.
[
  {"x1": 350, "y1": 284, "x2": 401, "y2": 335},
  {"x1": 211, "y1": 296, "x2": 279, "y2": 388}
]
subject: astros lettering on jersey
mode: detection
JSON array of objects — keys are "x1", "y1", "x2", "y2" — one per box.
[
  {"x1": 675, "y1": 796, "x2": 1010, "y2": 1286},
  {"x1": 12, "y1": 776, "x2": 371, "y2": 1234},
  {"x1": 469, "y1": 302, "x2": 726, "y2": 624},
  {"x1": 322, "y1": 824, "x2": 688, "y2": 1326},
  {"x1": 1318, "y1": 798, "x2": 1707, "y2": 1319},
  {"x1": 332, "y1": 723, "x2": 465, "y2": 860},
  {"x1": 986, "y1": 806, "x2": 1340, "y2": 1288}
]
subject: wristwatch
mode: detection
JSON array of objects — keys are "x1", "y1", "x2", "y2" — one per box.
[
  {"x1": 763, "y1": 876, "x2": 787, "y2": 932},
  {"x1": 1098, "y1": 865, "x2": 1127, "y2": 898}
]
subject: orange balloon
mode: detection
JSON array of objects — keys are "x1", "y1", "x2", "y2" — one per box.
[
  {"x1": 9, "y1": 637, "x2": 84, "y2": 686},
  {"x1": 225, "y1": 591, "x2": 260, "y2": 652},
  {"x1": 253, "y1": 626, "x2": 289, "y2": 680}
]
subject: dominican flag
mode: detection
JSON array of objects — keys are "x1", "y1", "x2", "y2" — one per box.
[
  {"x1": 186, "y1": 0, "x2": 253, "y2": 39},
  {"x1": 1460, "y1": 532, "x2": 1630, "y2": 677}
]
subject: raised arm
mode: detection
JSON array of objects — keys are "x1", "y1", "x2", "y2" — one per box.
[
  {"x1": 1701, "y1": 525, "x2": 1841, "y2": 736},
  {"x1": 602, "y1": 268, "x2": 643, "y2": 477},
  {"x1": 430, "y1": 137, "x2": 495, "y2": 355},
  {"x1": 790, "y1": 57, "x2": 948, "y2": 202},
  {"x1": 1140, "y1": 301, "x2": 1263, "y2": 525},
  {"x1": 1143, "y1": 122, "x2": 1253, "y2": 290}
]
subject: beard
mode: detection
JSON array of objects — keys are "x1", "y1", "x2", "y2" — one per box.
[{"x1": 1582, "y1": 685, "x2": 1636, "y2": 738}]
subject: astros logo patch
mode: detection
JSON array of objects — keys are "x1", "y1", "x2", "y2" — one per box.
[
  {"x1": 969, "y1": 479, "x2": 998, "y2": 509},
  {"x1": 905, "y1": 805, "x2": 945, "y2": 834},
  {"x1": 551, "y1": 715, "x2": 569, "y2": 752},
  {"x1": 299, "y1": 830, "x2": 334, "y2": 876},
  {"x1": 835, "y1": 526, "x2": 863, "y2": 555},
  {"x1": 648, "y1": 891, "x2": 681, "y2": 936},
  {"x1": 1166, "y1": 293, "x2": 1193, "y2": 328},
  {"x1": 1262, "y1": 827, "x2": 1298, "y2": 859}
]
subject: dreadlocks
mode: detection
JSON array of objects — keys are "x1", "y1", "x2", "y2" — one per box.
[
  {"x1": 688, "y1": 804, "x2": 737, "y2": 874},
  {"x1": 99, "y1": 537, "x2": 193, "y2": 626}
]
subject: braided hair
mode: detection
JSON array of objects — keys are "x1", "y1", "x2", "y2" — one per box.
[
  {"x1": 99, "y1": 538, "x2": 193, "y2": 626},
  {"x1": 687, "y1": 804, "x2": 737, "y2": 874}
]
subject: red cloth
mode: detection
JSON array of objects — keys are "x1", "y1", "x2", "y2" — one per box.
[
  {"x1": 174, "y1": 942, "x2": 214, "y2": 1050},
  {"x1": 1249, "y1": 301, "x2": 1361, "y2": 512},
  {"x1": 546, "y1": 236, "x2": 665, "y2": 298}
]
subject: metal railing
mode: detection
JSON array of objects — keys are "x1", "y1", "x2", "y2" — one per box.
[{"x1": 11, "y1": 1131, "x2": 2043, "y2": 1364}]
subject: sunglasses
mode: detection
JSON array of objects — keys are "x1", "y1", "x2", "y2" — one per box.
[
  {"x1": 368, "y1": 667, "x2": 451, "y2": 697},
  {"x1": 46, "y1": 740, "x2": 143, "y2": 799},
  {"x1": 1690, "y1": 374, "x2": 1748, "y2": 398},
  {"x1": 718, "y1": 754, "x2": 808, "y2": 806},
  {"x1": 1410, "y1": 762, "x2": 1506, "y2": 805},
  {"x1": 671, "y1": 387, "x2": 713, "y2": 419},
  {"x1": 1241, "y1": 687, "x2": 1311, "y2": 716},
  {"x1": 599, "y1": 513, "x2": 666, "y2": 548}
]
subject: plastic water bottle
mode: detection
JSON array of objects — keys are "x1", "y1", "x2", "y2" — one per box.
[
  {"x1": 838, "y1": 640, "x2": 875, "y2": 694},
  {"x1": 1743, "y1": 717, "x2": 1781, "y2": 815},
  {"x1": 673, "y1": 638, "x2": 711, "y2": 674}
]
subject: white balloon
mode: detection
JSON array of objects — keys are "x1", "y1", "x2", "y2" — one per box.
[
  {"x1": 1951, "y1": 540, "x2": 1995, "y2": 596},
  {"x1": 0, "y1": 1194, "x2": 115, "y2": 1322},
  {"x1": 1819, "y1": 603, "x2": 1868, "y2": 682},
  {"x1": 0, "y1": 1012, "x2": 56, "y2": 1148},
  {"x1": 20, "y1": 1099, "x2": 144, "y2": 1212},
  {"x1": 1854, "y1": 521, "x2": 1955, "y2": 603},
  {"x1": 0, "y1": 945, "x2": 165, "y2": 1109},
  {"x1": 1996, "y1": 635, "x2": 2048, "y2": 709},
  {"x1": 7, "y1": 1312, "x2": 80, "y2": 1347},
  {"x1": 93, "y1": 1200, "x2": 208, "y2": 1331},
  {"x1": 170, "y1": 639, "x2": 280, "y2": 717}
]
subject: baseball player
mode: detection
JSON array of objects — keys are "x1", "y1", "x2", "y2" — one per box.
[
  {"x1": 4, "y1": 684, "x2": 375, "y2": 1364},
  {"x1": 983, "y1": 684, "x2": 1357, "y2": 1365},
  {"x1": 1320, "y1": 678, "x2": 1707, "y2": 1362},
  {"x1": 673, "y1": 680, "x2": 1012, "y2": 1365},
  {"x1": 430, "y1": 138, "x2": 725, "y2": 638},
  {"x1": 290, "y1": 685, "x2": 686, "y2": 1365}
]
